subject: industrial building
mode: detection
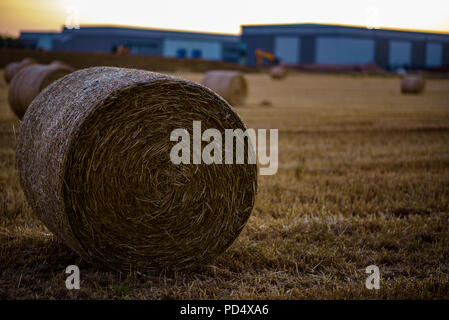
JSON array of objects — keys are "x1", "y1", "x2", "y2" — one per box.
[
  {"x1": 20, "y1": 23, "x2": 449, "y2": 70},
  {"x1": 20, "y1": 32, "x2": 62, "y2": 51},
  {"x1": 21, "y1": 26, "x2": 244, "y2": 63},
  {"x1": 242, "y1": 23, "x2": 449, "y2": 70}
]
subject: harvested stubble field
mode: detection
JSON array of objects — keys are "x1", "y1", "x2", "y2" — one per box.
[{"x1": 0, "y1": 69, "x2": 448, "y2": 299}]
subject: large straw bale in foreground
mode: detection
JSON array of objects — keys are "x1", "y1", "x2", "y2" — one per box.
[
  {"x1": 202, "y1": 71, "x2": 247, "y2": 106},
  {"x1": 401, "y1": 75, "x2": 425, "y2": 94},
  {"x1": 17, "y1": 67, "x2": 257, "y2": 272},
  {"x1": 3, "y1": 58, "x2": 36, "y2": 83},
  {"x1": 8, "y1": 63, "x2": 74, "y2": 118}
]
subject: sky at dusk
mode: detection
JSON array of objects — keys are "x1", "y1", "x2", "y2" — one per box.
[{"x1": 1, "y1": 0, "x2": 449, "y2": 36}]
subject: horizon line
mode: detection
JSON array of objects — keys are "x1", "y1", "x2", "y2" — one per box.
[
  {"x1": 14, "y1": 21, "x2": 449, "y2": 37},
  {"x1": 241, "y1": 22, "x2": 449, "y2": 35}
]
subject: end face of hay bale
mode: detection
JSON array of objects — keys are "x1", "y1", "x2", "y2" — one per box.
[
  {"x1": 8, "y1": 63, "x2": 73, "y2": 119},
  {"x1": 401, "y1": 75, "x2": 425, "y2": 94},
  {"x1": 202, "y1": 70, "x2": 248, "y2": 106},
  {"x1": 3, "y1": 58, "x2": 36, "y2": 83},
  {"x1": 17, "y1": 67, "x2": 258, "y2": 273},
  {"x1": 270, "y1": 66, "x2": 288, "y2": 80}
]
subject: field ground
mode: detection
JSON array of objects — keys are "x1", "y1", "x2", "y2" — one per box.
[{"x1": 0, "y1": 69, "x2": 448, "y2": 299}]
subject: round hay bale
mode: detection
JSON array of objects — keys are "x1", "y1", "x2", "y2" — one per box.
[
  {"x1": 8, "y1": 63, "x2": 74, "y2": 119},
  {"x1": 3, "y1": 58, "x2": 36, "y2": 84},
  {"x1": 270, "y1": 65, "x2": 288, "y2": 80},
  {"x1": 401, "y1": 75, "x2": 425, "y2": 94},
  {"x1": 17, "y1": 66, "x2": 258, "y2": 272},
  {"x1": 202, "y1": 71, "x2": 247, "y2": 106}
]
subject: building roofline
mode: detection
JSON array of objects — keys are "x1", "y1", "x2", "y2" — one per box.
[
  {"x1": 241, "y1": 22, "x2": 449, "y2": 36},
  {"x1": 20, "y1": 30, "x2": 61, "y2": 35},
  {"x1": 64, "y1": 24, "x2": 240, "y2": 37},
  {"x1": 19, "y1": 25, "x2": 241, "y2": 43}
]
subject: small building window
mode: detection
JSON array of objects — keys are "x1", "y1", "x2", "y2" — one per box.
[
  {"x1": 191, "y1": 49, "x2": 202, "y2": 58},
  {"x1": 176, "y1": 48, "x2": 187, "y2": 58}
]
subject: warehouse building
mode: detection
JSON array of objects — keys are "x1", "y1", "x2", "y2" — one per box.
[
  {"x1": 20, "y1": 32, "x2": 62, "y2": 51},
  {"x1": 242, "y1": 23, "x2": 449, "y2": 70},
  {"x1": 21, "y1": 26, "x2": 244, "y2": 63},
  {"x1": 20, "y1": 24, "x2": 449, "y2": 70}
]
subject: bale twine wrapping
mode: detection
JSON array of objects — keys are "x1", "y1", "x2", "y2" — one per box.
[
  {"x1": 202, "y1": 71, "x2": 247, "y2": 106},
  {"x1": 401, "y1": 75, "x2": 425, "y2": 94},
  {"x1": 3, "y1": 58, "x2": 36, "y2": 83},
  {"x1": 17, "y1": 66, "x2": 257, "y2": 272},
  {"x1": 270, "y1": 65, "x2": 288, "y2": 80},
  {"x1": 8, "y1": 63, "x2": 74, "y2": 119}
]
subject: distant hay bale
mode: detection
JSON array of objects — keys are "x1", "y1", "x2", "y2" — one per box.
[
  {"x1": 16, "y1": 66, "x2": 257, "y2": 272},
  {"x1": 8, "y1": 63, "x2": 74, "y2": 118},
  {"x1": 3, "y1": 58, "x2": 36, "y2": 84},
  {"x1": 50, "y1": 60, "x2": 76, "y2": 71},
  {"x1": 202, "y1": 70, "x2": 247, "y2": 106},
  {"x1": 270, "y1": 65, "x2": 288, "y2": 80},
  {"x1": 401, "y1": 75, "x2": 425, "y2": 94}
]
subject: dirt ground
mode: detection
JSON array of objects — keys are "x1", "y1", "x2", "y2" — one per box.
[{"x1": 0, "y1": 69, "x2": 448, "y2": 299}]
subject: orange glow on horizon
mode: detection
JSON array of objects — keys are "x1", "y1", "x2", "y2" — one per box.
[{"x1": 1, "y1": 0, "x2": 449, "y2": 37}]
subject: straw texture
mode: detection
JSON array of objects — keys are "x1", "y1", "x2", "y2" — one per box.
[
  {"x1": 202, "y1": 71, "x2": 247, "y2": 106},
  {"x1": 3, "y1": 58, "x2": 36, "y2": 83},
  {"x1": 401, "y1": 75, "x2": 425, "y2": 94},
  {"x1": 8, "y1": 63, "x2": 74, "y2": 118},
  {"x1": 16, "y1": 66, "x2": 257, "y2": 272}
]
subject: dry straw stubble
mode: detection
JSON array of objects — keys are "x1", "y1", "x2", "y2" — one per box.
[
  {"x1": 202, "y1": 70, "x2": 248, "y2": 106},
  {"x1": 8, "y1": 63, "x2": 75, "y2": 118},
  {"x1": 16, "y1": 66, "x2": 258, "y2": 273}
]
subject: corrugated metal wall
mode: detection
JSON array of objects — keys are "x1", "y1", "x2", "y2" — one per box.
[
  {"x1": 316, "y1": 37, "x2": 375, "y2": 65},
  {"x1": 274, "y1": 37, "x2": 300, "y2": 64},
  {"x1": 389, "y1": 40, "x2": 412, "y2": 69},
  {"x1": 163, "y1": 39, "x2": 222, "y2": 60},
  {"x1": 241, "y1": 24, "x2": 449, "y2": 69},
  {"x1": 49, "y1": 28, "x2": 241, "y2": 62},
  {"x1": 426, "y1": 43, "x2": 443, "y2": 67}
]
